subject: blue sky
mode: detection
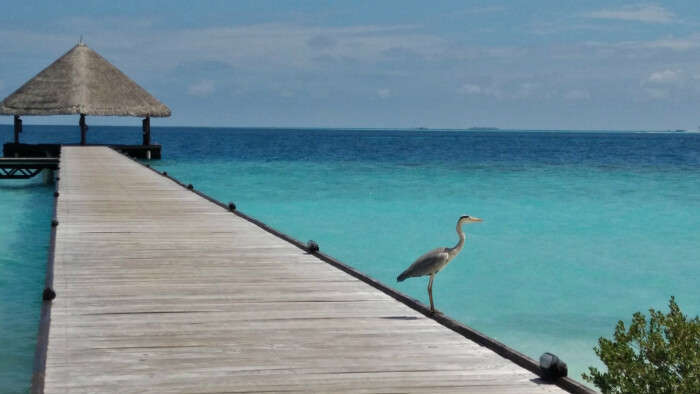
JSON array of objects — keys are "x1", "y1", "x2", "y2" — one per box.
[{"x1": 1, "y1": 1, "x2": 700, "y2": 130}]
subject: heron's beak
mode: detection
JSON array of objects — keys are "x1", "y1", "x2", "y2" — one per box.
[{"x1": 470, "y1": 217, "x2": 483, "y2": 222}]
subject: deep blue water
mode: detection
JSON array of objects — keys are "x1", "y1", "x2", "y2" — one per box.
[{"x1": 1, "y1": 124, "x2": 699, "y2": 391}]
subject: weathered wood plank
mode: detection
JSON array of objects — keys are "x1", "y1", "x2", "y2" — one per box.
[{"x1": 44, "y1": 146, "x2": 570, "y2": 393}]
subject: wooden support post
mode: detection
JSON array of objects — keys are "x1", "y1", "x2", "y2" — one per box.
[
  {"x1": 79, "y1": 114, "x2": 87, "y2": 145},
  {"x1": 142, "y1": 116, "x2": 151, "y2": 146},
  {"x1": 42, "y1": 169, "x2": 55, "y2": 184},
  {"x1": 14, "y1": 115, "x2": 22, "y2": 144}
]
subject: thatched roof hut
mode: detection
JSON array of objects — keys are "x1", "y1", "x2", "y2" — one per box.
[
  {"x1": 0, "y1": 43, "x2": 170, "y2": 117},
  {"x1": 1, "y1": 43, "x2": 170, "y2": 149}
]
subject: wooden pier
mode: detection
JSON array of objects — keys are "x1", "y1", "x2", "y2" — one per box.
[{"x1": 37, "y1": 146, "x2": 589, "y2": 393}]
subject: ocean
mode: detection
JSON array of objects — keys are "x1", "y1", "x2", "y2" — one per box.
[{"x1": 1, "y1": 125, "x2": 699, "y2": 392}]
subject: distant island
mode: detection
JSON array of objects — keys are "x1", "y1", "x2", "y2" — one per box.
[
  {"x1": 467, "y1": 127, "x2": 500, "y2": 131},
  {"x1": 413, "y1": 126, "x2": 501, "y2": 131}
]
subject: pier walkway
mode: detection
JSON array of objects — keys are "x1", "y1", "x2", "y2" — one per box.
[{"x1": 42, "y1": 146, "x2": 572, "y2": 393}]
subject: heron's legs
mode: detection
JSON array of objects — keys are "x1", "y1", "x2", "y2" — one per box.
[{"x1": 428, "y1": 274, "x2": 435, "y2": 313}]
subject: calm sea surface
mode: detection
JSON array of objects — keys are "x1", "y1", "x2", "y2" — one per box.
[{"x1": 1, "y1": 125, "x2": 699, "y2": 391}]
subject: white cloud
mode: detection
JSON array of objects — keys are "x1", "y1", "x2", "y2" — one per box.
[
  {"x1": 7, "y1": 15, "x2": 700, "y2": 129},
  {"x1": 377, "y1": 88, "x2": 391, "y2": 99},
  {"x1": 484, "y1": 47, "x2": 528, "y2": 58},
  {"x1": 161, "y1": 24, "x2": 446, "y2": 71},
  {"x1": 57, "y1": 16, "x2": 154, "y2": 31},
  {"x1": 187, "y1": 80, "x2": 215, "y2": 97},
  {"x1": 512, "y1": 82, "x2": 538, "y2": 98},
  {"x1": 458, "y1": 82, "x2": 542, "y2": 99},
  {"x1": 307, "y1": 34, "x2": 336, "y2": 50},
  {"x1": 563, "y1": 89, "x2": 590, "y2": 100},
  {"x1": 644, "y1": 87, "x2": 669, "y2": 99},
  {"x1": 647, "y1": 69, "x2": 680, "y2": 83},
  {"x1": 458, "y1": 83, "x2": 503, "y2": 97},
  {"x1": 641, "y1": 70, "x2": 688, "y2": 99},
  {"x1": 582, "y1": 34, "x2": 700, "y2": 54},
  {"x1": 457, "y1": 6, "x2": 506, "y2": 15},
  {"x1": 0, "y1": 23, "x2": 447, "y2": 76},
  {"x1": 458, "y1": 83, "x2": 482, "y2": 95},
  {"x1": 643, "y1": 36, "x2": 700, "y2": 51},
  {"x1": 586, "y1": 4, "x2": 674, "y2": 23}
]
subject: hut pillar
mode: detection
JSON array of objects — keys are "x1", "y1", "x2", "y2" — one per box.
[
  {"x1": 142, "y1": 116, "x2": 151, "y2": 146},
  {"x1": 13, "y1": 115, "x2": 22, "y2": 144},
  {"x1": 79, "y1": 114, "x2": 87, "y2": 145}
]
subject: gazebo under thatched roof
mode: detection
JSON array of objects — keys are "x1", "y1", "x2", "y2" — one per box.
[{"x1": 1, "y1": 42, "x2": 170, "y2": 152}]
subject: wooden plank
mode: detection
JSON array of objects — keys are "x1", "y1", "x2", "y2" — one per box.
[{"x1": 43, "y1": 146, "x2": 572, "y2": 393}]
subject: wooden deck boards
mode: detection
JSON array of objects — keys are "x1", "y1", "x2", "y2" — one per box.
[{"x1": 45, "y1": 146, "x2": 568, "y2": 393}]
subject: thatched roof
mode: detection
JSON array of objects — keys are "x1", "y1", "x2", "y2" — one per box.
[{"x1": 0, "y1": 43, "x2": 170, "y2": 117}]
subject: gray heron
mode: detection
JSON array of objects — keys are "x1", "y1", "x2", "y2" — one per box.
[{"x1": 397, "y1": 215, "x2": 482, "y2": 313}]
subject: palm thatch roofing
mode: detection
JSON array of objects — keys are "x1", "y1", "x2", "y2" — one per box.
[{"x1": 0, "y1": 43, "x2": 170, "y2": 117}]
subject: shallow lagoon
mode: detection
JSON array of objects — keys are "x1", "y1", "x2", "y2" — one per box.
[
  {"x1": 1, "y1": 125, "x2": 699, "y2": 390},
  {"x1": 0, "y1": 176, "x2": 52, "y2": 393}
]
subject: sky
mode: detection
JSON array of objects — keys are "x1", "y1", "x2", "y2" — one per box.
[{"x1": 1, "y1": 1, "x2": 700, "y2": 130}]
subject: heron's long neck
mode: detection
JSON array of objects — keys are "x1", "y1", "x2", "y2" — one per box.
[{"x1": 448, "y1": 222, "x2": 466, "y2": 259}]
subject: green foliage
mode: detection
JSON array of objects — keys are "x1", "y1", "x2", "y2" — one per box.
[{"x1": 583, "y1": 297, "x2": 700, "y2": 394}]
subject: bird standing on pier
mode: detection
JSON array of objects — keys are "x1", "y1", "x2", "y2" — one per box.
[{"x1": 397, "y1": 215, "x2": 482, "y2": 314}]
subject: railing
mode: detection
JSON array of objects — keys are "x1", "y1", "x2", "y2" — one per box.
[
  {"x1": 3, "y1": 143, "x2": 161, "y2": 160},
  {"x1": 0, "y1": 158, "x2": 59, "y2": 179}
]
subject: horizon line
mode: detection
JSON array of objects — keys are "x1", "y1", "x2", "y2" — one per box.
[{"x1": 0, "y1": 123, "x2": 696, "y2": 133}]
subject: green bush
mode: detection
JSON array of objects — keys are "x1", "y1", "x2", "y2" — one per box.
[{"x1": 583, "y1": 297, "x2": 699, "y2": 393}]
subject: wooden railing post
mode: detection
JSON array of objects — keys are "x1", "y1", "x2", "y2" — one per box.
[
  {"x1": 14, "y1": 115, "x2": 22, "y2": 144},
  {"x1": 142, "y1": 116, "x2": 151, "y2": 146},
  {"x1": 79, "y1": 114, "x2": 87, "y2": 145}
]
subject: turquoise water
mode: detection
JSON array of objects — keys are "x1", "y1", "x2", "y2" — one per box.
[
  {"x1": 1, "y1": 125, "x2": 699, "y2": 390},
  {"x1": 0, "y1": 177, "x2": 52, "y2": 394},
  {"x1": 155, "y1": 156, "x2": 700, "y2": 382}
]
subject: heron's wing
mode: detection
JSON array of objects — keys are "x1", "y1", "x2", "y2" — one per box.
[{"x1": 397, "y1": 247, "x2": 450, "y2": 281}]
